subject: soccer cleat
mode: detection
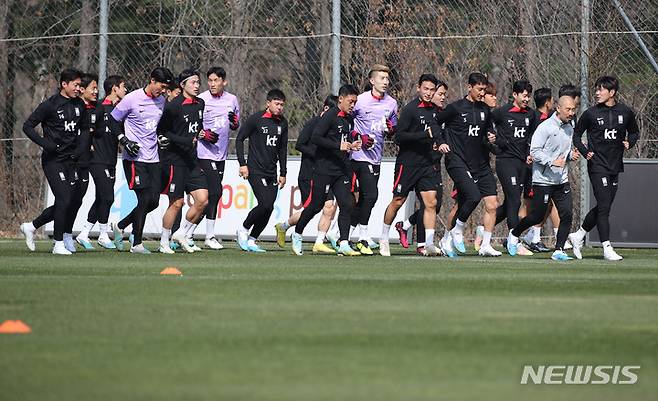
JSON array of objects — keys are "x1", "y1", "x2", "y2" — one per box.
[
  {"x1": 416, "y1": 246, "x2": 427, "y2": 256},
  {"x1": 169, "y1": 241, "x2": 180, "y2": 250},
  {"x1": 379, "y1": 240, "x2": 391, "y2": 256},
  {"x1": 63, "y1": 235, "x2": 77, "y2": 253},
  {"x1": 425, "y1": 243, "x2": 438, "y2": 256},
  {"x1": 568, "y1": 233, "x2": 584, "y2": 260},
  {"x1": 20, "y1": 223, "x2": 36, "y2": 252},
  {"x1": 76, "y1": 235, "x2": 95, "y2": 250},
  {"x1": 236, "y1": 229, "x2": 249, "y2": 251},
  {"x1": 111, "y1": 222, "x2": 125, "y2": 251},
  {"x1": 326, "y1": 231, "x2": 339, "y2": 251},
  {"x1": 506, "y1": 238, "x2": 518, "y2": 256},
  {"x1": 564, "y1": 239, "x2": 573, "y2": 250},
  {"x1": 395, "y1": 222, "x2": 409, "y2": 248},
  {"x1": 355, "y1": 240, "x2": 374, "y2": 255},
  {"x1": 274, "y1": 223, "x2": 287, "y2": 248},
  {"x1": 516, "y1": 244, "x2": 534, "y2": 256},
  {"x1": 440, "y1": 235, "x2": 457, "y2": 258},
  {"x1": 604, "y1": 247, "x2": 623, "y2": 261},
  {"x1": 474, "y1": 225, "x2": 484, "y2": 252},
  {"x1": 130, "y1": 244, "x2": 151, "y2": 254},
  {"x1": 204, "y1": 237, "x2": 224, "y2": 250},
  {"x1": 312, "y1": 243, "x2": 336, "y2": 254},
  {"x1": 128, "y1": 233, "x2": 134, "y2": 247},
  {"x1": 451, "y1": 231, "x2": 466, "y2": 253},
  {"x1": 172, "y1": 233, "x2": 194, "y2": 253},
  {"x1": 551, "y1": 250, "x2": 573, "y2": 261},
  {"x1": 158, "y1": 244, "x2": 175, "y2": 254},
  {"x1": 188, "y1": 239, "x2": 202, "y2": 252},
  {"x1": 97, "y1": 235, "x2": 116, "y2": 249},
  {"x1": 291, "y1": 232, "x2": 304, "y2": 255},
  {"x1": 338, "y1": 242, "x2": 360, "y2": 256},
  {"x1": 247, "y1": 243, "x2": 267, "y2": 253},
  {"x1": 52, "y1": 242, "x2": 72, "y2": 255},
  {"x1": 367, "y1": 238, "x2": 379, "y2": 250},
  {"x1": 478, "y1": 245, "x2": 502, "y2": 257}
]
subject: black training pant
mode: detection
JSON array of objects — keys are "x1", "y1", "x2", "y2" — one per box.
[
  {"x1": 118, "y1": 161, "x2": 161, "y2": 246},
  {"x1": 198, "y1": 159, "x2": 225, "y2": 221},
  {"x1": 582, "y1": 173, "x2": 619, "y2": 242},
  {"x1": 88, "y1": 164, "x2": 116, "y2": 225},
  {"x1": 33, "y1": 160, "x2": 76, "y2": 241},
  {"x1": 495, "y1": 158, "x2": 527, "y2": 230},
  {"x1": 66, "y1": 167, "x2": 90, "y2": 233},
  {"x1": 350, "y1": 161, "x2": 380, "y2": 227},
  {"x1": 243, "y1": 175, "x2": 279, "y2": 239}
]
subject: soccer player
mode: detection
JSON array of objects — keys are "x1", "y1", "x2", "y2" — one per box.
[
  {"x1": 157, "y1": 69, "x2": 210, "y2": 254},
  {"x1": 395, "y1": 79, "x2": 448, "y2": 255},
  {"x1": 379, "y1": 74, "x2": 442, "y2": 257},
  {"x1": 236, "y1": 89, "x2": 288, "y2": 252},
  {"x1": 75, "y1": 75, "x2": 127, "y2": 249},
  {"x1": 436, "y1": 72, "x2": 500, "y2": 257},
  {"x1": 519, "y1": 87, "x2": 553, "y2": 252},
  {"x1": 291, "y1": 84, "x2": 362, "y2": 256},
  {"x1": 274, "y1": 95, "x2": 339, "y2": 254},
  {"x1": 70, "y1": 73, "x2": 99, "y2": 250},
  {"x1": 108, "y1": 67, "x2": 174, "y2": 253},
  {"x1": 507, "y1": 93, "x2": 581, "y2": 261},
  {"x1": 349, "y1": 64, "x2": 398, "y2": 255},
  {"x1": 491, "y1": 80, "x2": 538, "y2": 256},
  {"x1": 197, "y1": 66, "x2": 240, "y2": 250},
  {"x1": 20, "y1": 68, "x2": 85, "y2": 255},
  {"x1": 569, "y1": 76, "x2": 639, "y2": 261}
]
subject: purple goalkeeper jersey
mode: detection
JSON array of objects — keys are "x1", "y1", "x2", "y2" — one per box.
[
  {"x1": 350, "y1": 91, "x2": 398, "y2": 165},
  {"x1": 111, "y1": 88, "x2": 166, "y2": 163},
  {"x1": 197, "y1": 90, "x2": 240, "y2": 161}
]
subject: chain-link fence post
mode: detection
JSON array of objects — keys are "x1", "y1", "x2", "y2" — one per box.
[
  {"x1": 98, "y1": 0, "x2": 109, "y2": 98},
  {"x1": 580, "y1": 0, "x2": 591, "y2": 245},
  {"x1": 331, "y1": 0, "x2": 341, "y2": 95}
]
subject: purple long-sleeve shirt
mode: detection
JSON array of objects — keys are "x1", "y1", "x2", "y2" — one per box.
[
  {"x1": 111, "y1": 88, "x2": 166, "y2": 163},
  {"x1": 197, "y1": 90, "x2": 240, "y2": 161},
  {"x1": 350, "y1": 91, "x2": 398, "y2": 165}
]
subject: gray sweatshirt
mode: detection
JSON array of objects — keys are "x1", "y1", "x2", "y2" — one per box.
[{"x1": 530, "y1": 114, "x2": 576, "y2": 185}]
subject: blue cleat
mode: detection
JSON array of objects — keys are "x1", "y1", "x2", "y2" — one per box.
[
  {"x1": 551, "y1": 250, "x2": 573, "y2": 261},
  {"x1": 452, "y1": 237, "x2": 466, "y2": 254},
  {"x1": 76, "y1": 236, "x2": 95, "y2": 250},
  {"x1": 111, "y1": 222, "x2": 125, "y2": 251},
  {"x1": 291, "y1": 232, "x2": 303, "y2": 255},
  {"x1": 247, "y1": 243, "x2": 267, "y2": 253},
  {"x1": 507, "y1": 239, "x2": 518, "y2": 256},
  {"x1": 169, "y1": 241, "x2": 180, "y2": 250},
  {"x1": 236, "y1": 229, "x2": 249, "y2": 251}
]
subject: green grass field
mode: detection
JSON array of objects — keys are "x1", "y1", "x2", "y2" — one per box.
[{"x1": 1, "y1": 239, "x2": 657, "y2": 401}]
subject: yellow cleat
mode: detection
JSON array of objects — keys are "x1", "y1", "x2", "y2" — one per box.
[
  {"x1": 312, "y1": 243, "x2": 336, "y2": 254},
  {"x1": 355, "y1": 240, "x2": 374, "y2": 255},
  {"x1": 274, "y1": 223, "x2": 287, "y2": 248}
]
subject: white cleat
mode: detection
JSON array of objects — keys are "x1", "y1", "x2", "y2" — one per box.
[
  {"x1": 172, "y1": 233, "x2": 194, "y2": 253},
  {"x1": 97, "y1": 234, "x2": 116, "y2": 249},
  {"x1": 188, "y1": 240, "x2": 202, "y2": 252},
  {"x1": 52, "y1": 241, "x2": 72, "y2": 255},
  {"x1": 604, "y1": 247, "x2": 623, "y2": 261},
  {"x1": 130, "y1": 244, "x2": 152, "y2": 254},
  {"x1": 564, "y1": 239, "x2": 573, "y2": 250},
  {"x1": 478, "y1": 245, "x2": 502, "y2": 257},
  {"x1": 20, "y1": 223, "x2": 36, "y2": 251},
  {"x1": 63, "y1": 235, "x2": 77, "y2": 253},
  {"x1": 204, "y1": 237, "x2": 224, "y2": 250},
  {"x1": 568, "y1": 233, "x2": 584, "y2": 260},
  {"x1": 379, "y1": 240, "x2": 391, "y2": 256},
  {"x1": 425, "y1": 243, "x2": 438, "y2": 256},
  {"x1": 158, "y1": 245, "x2": 175, "y2": 254}
]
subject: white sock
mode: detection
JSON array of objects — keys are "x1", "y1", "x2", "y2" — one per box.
[
  {"x1": 79, "y1": 221, "x2": 94, "y2": 239},
  {"x1": 381, "y1": 224, "x2": 391, "y2": 241},
  {"x1": 339, "y1": 240, "x2": 349, "y2": 248},
  {"x1": 161, "y1": 228, "x2": 171, "y2": 247},
  {"x1": 315, "y1": 231, "x2": 326, "y2": 245},
  {"x1": 402, "y1": 219, "x2": 412, "y2": 231},
  {"x1": 577, "y1": 227, "x2": 587, "y2": 236},
  {"x1": 509, "y1": 233, "x2": 519, "y2": 245},
  {"x1": 55, "y1": 240, "x2": 65, "y2": 247},
  {"x1": 532, "y1": 226, "x2": 541, "y2": 243},
  {"x1": 425, "y1": 229, "x2": 435, "y2": 246},
  {"x1": 175, "y1": 218, "x2": 193, "y2": 237},
  {"x1": 442, "y1": 230, "x2": 451, "y2": 241},
  {"x1": 350, "y1": 225, "x2": 357, "y2": 239},
  {"x1": 26, "y1": 222, "x2": 36, "y2": 231},
  {"x1": 247, "y1": 237, "x2": 256, "y2": 247},
  {"x1": 482, "y1": 231, "x2": 492, "y2": 248},
  {"x1": 99, "y1": 223, "x2": 109, "y2": 235},
  {"x1": 206, "y1": 219, "x2": 215, "y2": 239},
  {"x1": 602, "y1": 240, "x2": 612, "y2": 249},
  {"x1": 417, "y1": 242, "x2": 425, "y2": 248},
  {"x1": 281, "y1": 221, "x2": 291, "y2": 230},
  {"x1": 452, "y1": 219, "x2": 466, "y2": 234},
  {"x1": 186, "y1": 223, "x2": 198, "y2": 240},
  {"x1": 553, "y1": 227, "x2": 558, "y2": 237},
  {"x1": 358, "y1": 224, "x2": 368, "y2": 241}
]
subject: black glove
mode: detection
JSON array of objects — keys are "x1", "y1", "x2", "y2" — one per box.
[
  {"x1": 360, "y1": 133, "x2": 374, "y2": 150},
  {"x1": 198, "y1": 129, "x2": 219, "y2": 144},
  {"x1": 119, "y1": 135, "x2": 140, "y2": 157},
  {"x1": 157, "y1": 134, "x2": 170, "y2": 150},
  {"x1": 228, "y1": 111, "x2": 239, "y2": 130}
]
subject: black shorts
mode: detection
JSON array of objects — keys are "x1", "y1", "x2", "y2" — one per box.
[
  {"x1": 299, "y1": 176, "x2": 334, "y2": 208},
  {"x1": 523, "y1": 164, "x2": 534, "y2": 199},
  {"x1": 123, "y1": 160, "x2": 160, "y2": 191},
  {"x1": 161, "y1": 164, "x2": 207, "y2": 198},
  {"x1": 392, "y1": 163, "x2": 439, "y2": 197},
  {"x1": 198, "y1": 159, "x2": 225, "y2": 198},
  {"x1": 448, "y1": 166, "x2": 497, "y2": 198}
]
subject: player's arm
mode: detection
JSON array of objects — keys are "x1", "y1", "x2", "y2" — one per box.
[
  {"x1": 74, "y1": 106, "x2": 94, "y2": 160},
  {"x1": 395, "y1": 107, "x2": 427, "y2": 143},
  {"x1": 311, "y1": 111, "x2": 340, "y2": 150},
  {"x1": 491, "y1": 107, "x2": 509, "y2": 150},
  {"x1": 23, "y1": 101, "x2": 57, "y2": 151},
  {"x1": 235, "y1": 114, "x2": 256, "y2": 168},
  {"x1": 229, "y1": 98, "x2": 240, "y2": 131},
  {"x1": 278, "y1": 120, "x2": 288, "y2": 186},
  {"x1": 625, "y1": 108, "x2": 640, "y2": 149},
  {"x1": 159, "y1": 104, "x2": 194, "y2": 148},
  {"x1": 572, "y1": 110, "x2": 591, "y2": 157},
  {"x1": 529, "y1": 125, "x2": 556, "y2": 166},
  {"x1": 295, "y1": 118, "x2": 316, "y2": 157},
  {"x1": 109, "y1": 100, "x2": 140, "y2": 157}
]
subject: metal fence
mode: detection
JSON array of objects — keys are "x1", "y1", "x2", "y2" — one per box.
[{"x1": 0, "y1": 0, "x2": 656, "y2": 238}]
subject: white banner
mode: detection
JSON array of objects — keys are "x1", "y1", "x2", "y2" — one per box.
[{"x1": 46, "y1": 158, "x2": 410, "y2": 241}]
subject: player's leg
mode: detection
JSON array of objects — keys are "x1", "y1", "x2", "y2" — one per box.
[
  {"x1": 127, "y1": 162, "x2": 161, "y2": 253},
  {"x1": 550, "y1": 183, "x2": 573, "y2": 261},
  {"x1": 332, "y1": 175, "x2": 359, "y2": 256},
  {"x1": 354, "y1": 163, "x2": 380, "y2": 254},
  {"x1": 312, "y1": 198, "x2": 337, "y2": 254},
  {"x1": 380, "y1": 162, "x2": 412, "y2": 256},
  {"x1": 180, "y1": 168, "x2": 209, "y2": 251},
  {"x1": 160, "y1": 164, "x2": 184, "y2": 253},
  {"x1": 275, "y1": 177, "x2": 311, "y2": 246},
  {"x1": 240, "y1": 176, "x2": 277, "y2": 252},
  {"x1": 448, "y1": 168, "x2": 481, "y2": 253},
  {"x1": 293, "y1": 174, "x2": 331, "y2": 255},
  {"x1": 199, "y1": 159, "x2": 225, "y2": 249},
  {"x1": 508, "y1": 185, "x2": 550, "y2": 256}
]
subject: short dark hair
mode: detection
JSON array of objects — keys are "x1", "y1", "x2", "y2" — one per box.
[
  {"x1": 150, "y1": 67, "x2": 174, "y2": 85},
  {"x1": 103, "y1": 75, "x2": 125, "y2": 95},
  {"x1": 533, "y1": 87, "x2": 553, "y2": 109},
  {"x1": 558, "y1": 84, "x2": 581, "y2": 99},
  {"x1": 178, "y1": 68, "x2": 200, "y2": 87},
  {"x1": 80, "y1": 73, "x2": 98, "y2": 89},
  {"x1": 59, "y1": 68, "x2": 83, "y2": 88},
  {"x1": 267, "y1": 89, "x2": 286, "y2": 102},
  {"x1": 485, "y1": 82, "x2": 497, "y2": 95},
  {"x1": 338, "y1": 84, "x2": 359, "y2": 97},
  {"x1": 436, "y1": 79, "x2": 448, "y2": 91},
  {"x1": 512, "y1": 80, "x2": 533, "y2": 95},
  {"x1": 594, "y1": 75, "x2": 619, "y2": 93},
  {"x1": 468, "y1": 72, "x2": 488, "y2": 86},
  {"x1": 323, "y1": 95, "x2": 339, "y2": 109},
  {"x1": 207, "y1": 66, "x2": 227, "y2": 80},
  {"x1": 168, "y1": 79, "x2": 180, "y2": 91},
  {"x1": 418, "y1": 74, "x2": 438, "y2": 87}
]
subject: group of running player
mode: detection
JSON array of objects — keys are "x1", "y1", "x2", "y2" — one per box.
[{"x1": 19, "y1": 64, "x2": 639, "y2": 261}]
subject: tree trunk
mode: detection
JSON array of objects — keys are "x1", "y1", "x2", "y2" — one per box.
[{"x1": 78, "y1": 0, "x2": 94, "y2": 72}]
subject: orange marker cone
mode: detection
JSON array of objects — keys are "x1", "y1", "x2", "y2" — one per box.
[
  {"x1": 160, "y1": 267, "x2": 183, "y2": 276},
  {"x1": 0, "y1": 320, "x2": 32, "y2": 334}
]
